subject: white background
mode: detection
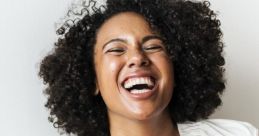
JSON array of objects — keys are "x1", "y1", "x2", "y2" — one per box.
[
  {"x1": 0, "y1": 0, "x2": 258, "y2": 136},
  {"x1": 210, "y1": 0, "x2": 259, "y2": 128}
]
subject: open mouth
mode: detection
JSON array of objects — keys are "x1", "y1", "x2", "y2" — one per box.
[{"x1": 121, "y1": 76, "x2": 156, "y2": 94}]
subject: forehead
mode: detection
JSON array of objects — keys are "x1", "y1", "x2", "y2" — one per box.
[{"x1": 95, "y1": 12, "x2": 155, "y2": 44}]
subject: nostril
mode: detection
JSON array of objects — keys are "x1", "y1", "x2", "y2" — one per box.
[
  {"x1": 129, "y1": 63, "x2": 134, "y2": 68},
  {"x1": 141, "y1": 59, "x2": 149, "y2": 66}
]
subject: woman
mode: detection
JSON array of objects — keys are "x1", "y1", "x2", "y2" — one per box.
[{"x1": 39, "y1": 0, "x2": 258, "y2": 136}]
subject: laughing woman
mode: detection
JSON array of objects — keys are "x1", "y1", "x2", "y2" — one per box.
[{"x1": 39, "y1": 0, "x2": 258, "y2": 136}]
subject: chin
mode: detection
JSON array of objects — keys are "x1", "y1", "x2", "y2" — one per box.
[
  {"x1": 131, "y1": 113, "x2": 155, "y2": 121},
  {"x1": 127, "y1": 107, "x2": 166, "y2": 121}
]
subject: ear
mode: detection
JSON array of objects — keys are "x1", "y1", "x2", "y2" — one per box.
[{"x1": 94, "y1": 80, "x2": 100, "y2": 95}]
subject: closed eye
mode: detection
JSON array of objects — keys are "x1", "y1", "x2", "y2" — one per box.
[
  {"x1": 105, "y1": 48, "x2": 125, "y2": 55},
  {"x1": 143, "y1": 45, "x2": 163, "y2": 52}
]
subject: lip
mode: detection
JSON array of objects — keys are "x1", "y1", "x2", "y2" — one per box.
[{"x1": 119, "y1": 71, "x2": 158, "y2": 100}]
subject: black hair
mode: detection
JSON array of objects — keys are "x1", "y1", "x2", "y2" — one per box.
[{"x1": 39, "y1": 0, "x2": 225, "y2": 136}]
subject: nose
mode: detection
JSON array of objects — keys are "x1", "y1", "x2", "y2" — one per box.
[{"x1": 127, "y1": 50, "x2": 150, "y2": 68}]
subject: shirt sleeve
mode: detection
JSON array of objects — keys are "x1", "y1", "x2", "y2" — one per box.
[
  {"x1": 205, "y1": 119, "x2": 258, "y2": 136},
  {"x1": 178, "y1": 119, "x2": 258, "y2": 136}
]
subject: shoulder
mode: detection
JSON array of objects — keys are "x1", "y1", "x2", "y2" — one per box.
[{"x1": 177, "y1": 119, "x2": 258, "y2": 136}]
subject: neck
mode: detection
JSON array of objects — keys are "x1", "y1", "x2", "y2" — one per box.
[{"x1": 108, "y1": 110, "x2": 179, "y2": 136}]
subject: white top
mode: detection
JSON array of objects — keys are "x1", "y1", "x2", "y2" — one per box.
[{"x1": 177, "y1": 119, "x2": 258, "y2": 136}]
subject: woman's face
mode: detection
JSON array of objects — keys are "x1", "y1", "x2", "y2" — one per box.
[{"x1": 94, "y1": 12, "x2": 174, "y2": 121}]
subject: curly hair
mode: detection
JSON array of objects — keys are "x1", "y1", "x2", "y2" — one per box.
[{"x1": 39, "y1": 0, "x2": 225, "y2": 135}]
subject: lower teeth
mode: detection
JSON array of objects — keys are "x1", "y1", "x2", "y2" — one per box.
[{"x1": 130, "y1": 89, "x2": 151, "y2": 94}]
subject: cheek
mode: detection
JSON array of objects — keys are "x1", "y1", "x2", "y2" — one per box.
[
  {"x1": 97, "y1": 57, "x2": 123, "y2": 89},
  {"x1": 96, "y1": 57, "x2": 125, "y2": 109},
  {"x1": 151, "y1": 54, "x2": 174, "y2": 87},
  {"x1": 151, "y1": 53, "x2": 173, "y2": 74},
  {"x1": 102, "y1": 57, "x2": 122, "y2": 74},
  {"x1": 108, "y1": 60, "x2": 120, "y2": 73}
]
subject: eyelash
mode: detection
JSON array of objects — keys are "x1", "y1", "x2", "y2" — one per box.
[
  {"x1": 144, "y1": 45, "x2": 163, "y2": 50},
  {"x1": 105, "y1": 45, "x2": 163, "y2": 54},
  {"x1": 106, "y1": 48, "x2": 125, "y2": 53}
]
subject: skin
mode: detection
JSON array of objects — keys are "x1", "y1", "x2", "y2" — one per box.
[{"x1": 94, "y1": 12, "x2": 179, "y2": 136}]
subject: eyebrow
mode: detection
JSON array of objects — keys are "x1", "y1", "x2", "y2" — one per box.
[
  {"x1": 102, "y1": 35, "x2": 164, "y2": 50},
  {"x1": 102, "y1": 38, "x2": 127, "y2": 50},
  {"x1": 141, "y1": 35, "x2": 164, "y2": 44}
]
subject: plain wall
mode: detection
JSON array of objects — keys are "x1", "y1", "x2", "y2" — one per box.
[
  {"x1": 0, "y1": 0, "x2": 258, "y2": 136},
  {"x1": 209, "y1": 0, "x2": 259, "y2": 128},
  {"x1": 0, "y1": 0, "x2": 74, "y2": 136}
]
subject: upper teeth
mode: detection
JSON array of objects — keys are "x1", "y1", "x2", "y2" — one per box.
[{"x1": 123, "y1": 77, "x2": 154, "y2": 89}]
